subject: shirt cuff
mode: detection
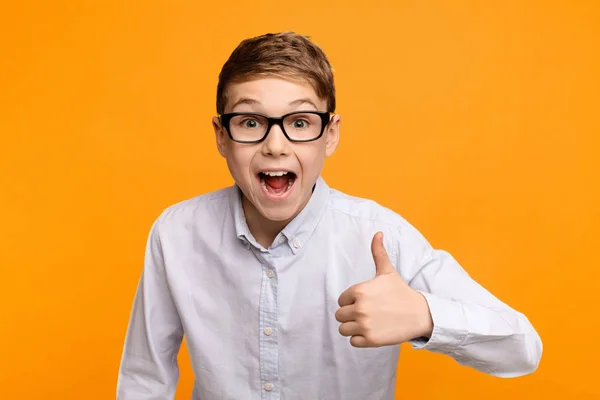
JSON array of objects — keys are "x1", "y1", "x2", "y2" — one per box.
[{"x1": 409, "y1": 291, "x2": 469, "y2": 354}]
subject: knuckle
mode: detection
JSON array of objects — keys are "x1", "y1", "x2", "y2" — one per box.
[
  {"x1": 363, "y1": 332, "x2": 380, "y2": 347},
  {"x1": 353, "y1": 285, "x2": 368, "y2": 299},
  {"x1": 354, "y1": 303, "x2": 368, "y2": 317},
  {"x1": 357, "y1": 316, "x2": 370, "y2": 330}
]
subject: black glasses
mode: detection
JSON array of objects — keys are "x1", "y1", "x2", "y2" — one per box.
[{"x1": 219, "y1": 111, "x2": 332, "y2": 144}]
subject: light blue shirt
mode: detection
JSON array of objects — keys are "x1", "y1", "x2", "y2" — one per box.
[{"x1": 117, "y1": 176, "x2": 542, "y2": 400}]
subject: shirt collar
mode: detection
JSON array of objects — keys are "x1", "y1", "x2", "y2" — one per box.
[{"x1": 229, "y1": 176, "x2": 330, "y2": 253}]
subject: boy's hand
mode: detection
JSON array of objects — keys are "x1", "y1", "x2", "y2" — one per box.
[{"x1": 335, "y1": 232, "x2": 434, "y2": 348}]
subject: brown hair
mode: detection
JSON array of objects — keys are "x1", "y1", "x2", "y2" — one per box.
[{"x1": 216, "y1": 31, "x2": 336, "y2": 114}]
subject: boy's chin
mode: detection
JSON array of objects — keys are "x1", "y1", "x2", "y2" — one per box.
[{"x1": 257, "y1": 205, "x2": 299, "y2": 223}]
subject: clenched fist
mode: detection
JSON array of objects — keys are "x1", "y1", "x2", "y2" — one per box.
[{"x1": 335, "y1": 232, "x2": 434, "y2": 348}]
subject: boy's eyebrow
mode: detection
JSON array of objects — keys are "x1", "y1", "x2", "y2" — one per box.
[
  {"x1": 230, "y1": 98, "x2": 260, "y2": 110},
  {"x1": 289, "y1": 99, "x2": 319, "y2": 110}
]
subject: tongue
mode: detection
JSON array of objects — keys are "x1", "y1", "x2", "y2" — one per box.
[{"x1": 264, "y1": 175, "x2": 288, "y2": 190}]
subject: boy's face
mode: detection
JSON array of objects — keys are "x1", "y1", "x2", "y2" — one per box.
[{"x1": 213, "y1": 77, "x2": 340, "y2": 224}]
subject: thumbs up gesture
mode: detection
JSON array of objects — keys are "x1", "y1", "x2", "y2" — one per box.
[{"x1": 335, "y1": 232, "x2": 434, "y2": 347}]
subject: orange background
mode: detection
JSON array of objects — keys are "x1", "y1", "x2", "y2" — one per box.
[{"x1": 1, "y1": 1, "x2": 599, "y2": 399}]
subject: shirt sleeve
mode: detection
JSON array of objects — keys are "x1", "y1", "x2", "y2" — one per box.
[
  {"x1": 391, "y1": 223, "x2": 543, "y2": 378},
  {"x1": 117, "y1": 218, "x2": 184, "y2": 399}
]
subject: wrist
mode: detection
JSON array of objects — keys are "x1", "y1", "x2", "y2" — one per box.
[{"x1": 416, "y1": 292, "x2": 434, "y2": 339}]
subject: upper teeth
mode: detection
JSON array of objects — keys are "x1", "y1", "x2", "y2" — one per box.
[{"x1": 263, "y1": 171, "x2": 288, "y2": 176}]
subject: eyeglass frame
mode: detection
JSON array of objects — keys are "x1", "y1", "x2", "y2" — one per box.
[{"x1": 218, "y1": 110, "x2": 334, "y2": 144}]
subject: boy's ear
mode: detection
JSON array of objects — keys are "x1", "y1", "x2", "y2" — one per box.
[
  {"x1": 325, "y1": 114, "x2": 341, "y2": 157},
  {"x1": 212, "y1": 116, "x2": 227, "y2": 157}
]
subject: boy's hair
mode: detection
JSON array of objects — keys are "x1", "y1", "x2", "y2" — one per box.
[{"x1": 216, "y1": 31, "x2": 336, "y2": 114}]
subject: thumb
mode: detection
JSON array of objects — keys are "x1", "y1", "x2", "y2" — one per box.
[{"x1": 371, "y1": 232, "x2": 395, "y2": 276}]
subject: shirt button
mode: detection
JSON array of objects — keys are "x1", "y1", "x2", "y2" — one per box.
[
  {"x1": 264, "y1": 383, "x2": 273, "y2": 391},
  {"x1": 278, "y1": 236, "x2": 286, "y2": 243},
  {"x1": 264, "y1": 327, "x2": 273, "y2": 336},
  {"x1": 293, "y1": 239, "x2": 301, "y2": 248},
  {"x1": 267, "y1": 269, "x2": 275, "y2": 278}
]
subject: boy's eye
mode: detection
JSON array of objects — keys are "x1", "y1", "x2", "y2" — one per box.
[
  {"x1": 239, "y1": 118, "x2": 262, "y2": 129},
  {"x1": 290, "y1": 119, "x2": 310, "y2": 129}
]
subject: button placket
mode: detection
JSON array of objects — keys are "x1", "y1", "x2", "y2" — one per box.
[{"x1": 259, "y1": 260, "x2": 279, "y2": 398}]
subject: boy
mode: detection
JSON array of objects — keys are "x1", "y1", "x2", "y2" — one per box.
[{"x1": 117, "y1": 32, "x2": 542, "y2": 400}]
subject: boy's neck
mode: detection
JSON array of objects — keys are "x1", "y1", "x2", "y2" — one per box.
[
  {"x1": 241, "y1": 187, "x2": 314, "y2": 248},
  {"x1": 242, "y1": 196, "x2": 291, "y2": 248}
]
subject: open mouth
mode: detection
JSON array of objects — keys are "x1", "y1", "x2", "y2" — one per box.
[{"x1": 258, "y1": 170, "x2": 296, "y2": 197}]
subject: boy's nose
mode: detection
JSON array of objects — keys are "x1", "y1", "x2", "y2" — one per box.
[{"x1": 261, "y1": 124, "x2": 290, "y2": 157}]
